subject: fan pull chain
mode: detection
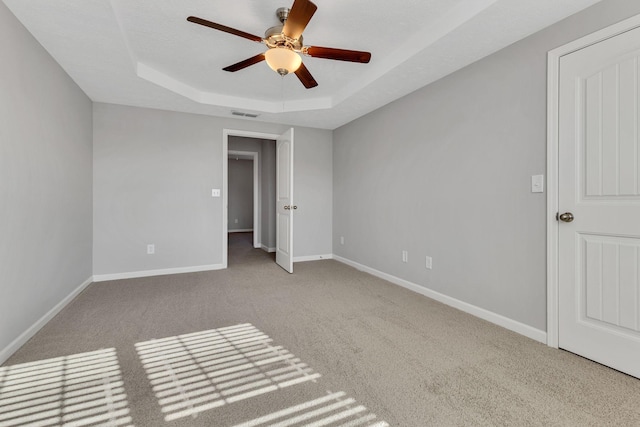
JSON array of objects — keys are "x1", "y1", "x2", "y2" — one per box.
[{"x1": 281, "y1": 74, "x2": 285, "y2": 113}]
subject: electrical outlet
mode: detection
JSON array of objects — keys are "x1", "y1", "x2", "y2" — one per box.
[
  {"x1": 211, "y1": 189, "x2": 221, "y2": 197},
  {"x1": 147, "y1": 244, "x2": 155, "y2": 255},
  {"x1": 340, "y1": 236, "x2": 344, "y2": 245},
  {"x1": 425, "y1": 256, "x2": 432, "y2": 269},
  {"x1": 402, "y1": 250, "x2": 408, "y2": 263}
]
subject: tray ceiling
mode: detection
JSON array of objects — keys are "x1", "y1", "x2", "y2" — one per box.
[{"x1": 3, "y1": 0, "x2": 601, "y2": 129}]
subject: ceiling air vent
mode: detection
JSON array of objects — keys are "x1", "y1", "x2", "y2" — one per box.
[{"x1": 231, "y1": 111, "x2": 260, "y2": 118}]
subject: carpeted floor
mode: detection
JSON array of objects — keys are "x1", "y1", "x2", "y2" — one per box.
[{"x1": 2, "y1": 232, "x2": 640, "y2": 426}]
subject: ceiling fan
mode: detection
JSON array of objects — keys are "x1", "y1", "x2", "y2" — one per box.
[{"x1": 187, "y1": 0, "x2": 371, "y2": 89}]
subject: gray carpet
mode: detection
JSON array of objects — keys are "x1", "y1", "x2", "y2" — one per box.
[{"x1": 2, "y1": 232, "x2": 640, "y2": 426}]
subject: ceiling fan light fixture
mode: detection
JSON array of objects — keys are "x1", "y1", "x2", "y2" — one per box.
[
  {"x1": 265, "y1": 47, "x2": 302, "y2": 76},
  {"x1": 188, "y1": 0, "x2": 370, "y2": 89}
]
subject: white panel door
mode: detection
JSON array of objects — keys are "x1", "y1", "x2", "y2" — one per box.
[
  {"x1": 276, "y1": 128, "x2": 294, "y2": 273},
  {"x1": 558, "y1": 26, "x2": 640, "y2": 378}
]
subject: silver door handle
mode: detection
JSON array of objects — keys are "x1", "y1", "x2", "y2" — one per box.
[
  {"x1": 557, "y1": 212, "x2": 574, "y2": 222},
  {"x1": 284, "y1": 205, "x2": 290, "y2": 210}
]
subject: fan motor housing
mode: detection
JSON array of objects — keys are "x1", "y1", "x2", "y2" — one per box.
[
  {"x1": 264, "y1": 8, "x2": 304, "y2": 51},
  {"x1": 264, "y1": 25, "x2": 304, "y2": 50}
]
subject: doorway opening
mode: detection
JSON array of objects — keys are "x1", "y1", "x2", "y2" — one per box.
[
  {"x1": 227, "y1": 150, "x2": 261, "y2": 266},
  {"x1": 223, "y1": 130, "x2": 279, "y2": 268},
  {"x1": 228, "y1": 150, "x2": 259, "y2": 245}
]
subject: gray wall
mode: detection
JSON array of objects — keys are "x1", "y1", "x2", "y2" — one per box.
[
  {"x1": 333, "y1": 0, "x2": 640, "y2": 332},
  {"x1": 228, "y1": 159, "x2": 254, "y2": 231},
  {"x1": 294, "y1": 127, "x2": 333, "y2": 256},
  {"x1": 0, "y1": 3, "x2": 93, "y2": 356},
  {"x1": 93, "y1": 103, "x2": 332, "y2": 275}
]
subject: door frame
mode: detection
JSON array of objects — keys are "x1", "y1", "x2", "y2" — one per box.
[
  {"x1": 546, "y1": 13, "x2": 640, "y2": 348},
  {"x1": 228, "y1": 150, "x2": 259, "y2": 247},
  {"x1": 223, "y1": 129, "x2": 281, "y2": 268}
]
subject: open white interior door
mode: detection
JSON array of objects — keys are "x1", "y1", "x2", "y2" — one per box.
[
  {"x1": 276, "y1": 128, "x2": 294, "y2": 273},
  {"x1": 558, "y1": 25, "x2": 640, "y2": 378}
]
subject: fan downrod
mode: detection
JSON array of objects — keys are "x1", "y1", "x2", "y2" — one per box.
[{"x1": 276, "y1": 7, "x2": 290, "y2": 23}]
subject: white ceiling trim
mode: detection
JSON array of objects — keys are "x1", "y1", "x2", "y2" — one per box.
[{"x1": 137, "y1": 62, "x2": 333, "y2": 113}]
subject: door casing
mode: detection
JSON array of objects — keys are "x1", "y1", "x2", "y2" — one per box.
[{"x1": 546, "y1": 13, "x2": 640, "y2": 348}]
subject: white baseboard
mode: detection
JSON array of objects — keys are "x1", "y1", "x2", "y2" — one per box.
[
  {"x1": 93, "y1": 264, "x2": 225, "y2": 282},
  {"x1": 229, "y1": 229, "x2": 253, "y2": 233},
  {"x1": 332, "y1": 255, "x2": 547, "y2": 344},
  {"x1": 0, "y1": 275, "x2": 94, "y2": 365},
  {"x1": 261, "y1": 245, "x2": 276, "y2": 253},
  {"x1": 294, "y1": 254, "x2": 334, "y2": 262}
]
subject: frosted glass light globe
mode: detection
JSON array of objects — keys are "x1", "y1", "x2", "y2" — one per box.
[{"x1": 265, "y1": 47, "x2": 302, "y2": 76}]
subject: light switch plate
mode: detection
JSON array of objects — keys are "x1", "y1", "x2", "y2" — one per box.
[
  {"x1": 211, "y1": 189, "x2": 221, "y2": 197},
  {"x1": 531, "y1": 175, "x2": 544, "y2": 193}
]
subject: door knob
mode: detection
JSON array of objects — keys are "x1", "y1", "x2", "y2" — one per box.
[
  {"x1": 293, "y1": 206, "x2": 297, "y2": 210},
  {"x1": 284, "y1": 205, "x2": 290, "y2": 210},
  {"x1": 557, "y1": 212, "x2": 574, "y2": 223}
]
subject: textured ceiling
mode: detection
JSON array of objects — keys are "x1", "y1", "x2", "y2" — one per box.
[{"x1": 4, "y1": 0, "x2": 602, "y2": 129}]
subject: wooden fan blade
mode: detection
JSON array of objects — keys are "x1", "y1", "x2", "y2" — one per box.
[
  {"x1": 294, "y1": 63, "x2": 318, "y2": 89},
  {"x1": 305, "y1": 46, "x2": 371, "y2": 63},
  {"x1": 187, "y1": 16, "x2": 262, "y2": 43},
  {"x1": 282, "y1": 0, "x2": 317, "y2": 41},
  {"x1": 223, "y1": 54, "x2": 266, "y2": 72}
]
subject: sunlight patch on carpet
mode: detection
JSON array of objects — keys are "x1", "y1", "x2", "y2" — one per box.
[
  {"x1": 135, "y1": 324, "x2": 320, "y2": 421},
  {"x1": 232, "y1": 391, "x2": 388, "y2": 427},
  {"x1": 0, "y1": 348, "x2": 133, "y2": 427}
]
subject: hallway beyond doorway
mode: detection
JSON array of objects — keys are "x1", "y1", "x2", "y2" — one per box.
[{"x1": 228, "y1": 232, "x2": 275, "y2": 267}]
